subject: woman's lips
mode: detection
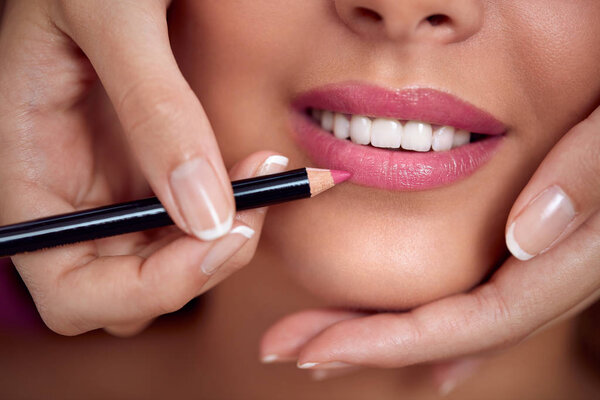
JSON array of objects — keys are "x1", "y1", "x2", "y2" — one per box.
[{"x1": 291, "y1": 83, "x2": 506, "y2": 191}]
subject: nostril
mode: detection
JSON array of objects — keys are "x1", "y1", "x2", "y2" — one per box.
[
  {"x1": 426, "y1": 14, "x2": 450, "y2": 26},
  {"x1": 354, "y1": 7, "x2": 383, "y2": 22}
]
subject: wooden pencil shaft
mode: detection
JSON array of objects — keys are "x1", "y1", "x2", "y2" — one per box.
[{"x1": 0, "y1": 168, "x2": 317, "y2": 257}]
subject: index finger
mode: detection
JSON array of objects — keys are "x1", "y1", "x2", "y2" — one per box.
[{"x1": 51, "y1": 0, "x2": 235, "y2": 240}]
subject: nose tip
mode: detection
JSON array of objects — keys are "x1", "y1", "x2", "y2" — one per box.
[{"x1": 334, "y1": 0, "x2": 484, "y2": 44}]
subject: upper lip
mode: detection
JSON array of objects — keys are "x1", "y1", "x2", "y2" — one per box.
[{"x1": 292, "y1": 82, "x2": 507, "y2": 135}]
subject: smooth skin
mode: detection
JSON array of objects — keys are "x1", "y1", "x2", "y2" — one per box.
[{"x1": 0, "y1": 0, "x2": 599, "y2": 397}]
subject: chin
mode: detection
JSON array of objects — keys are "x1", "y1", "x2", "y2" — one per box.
[{"x1": 264, "y1": 179, "x2": 509, "y2": 310}]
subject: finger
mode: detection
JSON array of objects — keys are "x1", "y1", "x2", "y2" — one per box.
[
  {"x1": 103, "y1": 319, "x2": 153, "y2": 338},
  {"x1": 20, "y1": 152, "x2": 286, "y2": 335},
  {"x1": 260, "y1": 309, "x2": 366, "y2": 363},
  {"x1": 196, "y1": 152, "x2": 289, "y2": 294},
  {"x1": 505, "y1": 106, "x2": 600, "y2": 260},
  {"x1": 51, "y1": 1, "x2": 234, "y2": 241},
  {"x1": 295, "y1": 213, "x2": 600, "y2": 368},
  {"x1": 102, "y1": 152, "x2": 288, "y2": 335}
]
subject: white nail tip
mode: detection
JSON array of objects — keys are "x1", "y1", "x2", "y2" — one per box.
[
  {"x1": 192, "y1": 213, "x2": 234, "y2": 241},
  {"x1": 261, "y1": 354, "x2": 279, "y2": 363},
  {"x1": 506, "y1": 223, "x2": 534, "y2": 261},
  {"x1": 263, "y1": 155, "x2": 289, "y2": 168},
  {"x1": 298, "y1": 362, "x2": 319, "y2": 369},
  {"x1": 230, "y1": 225, "x2": 255, "y2": 239}
]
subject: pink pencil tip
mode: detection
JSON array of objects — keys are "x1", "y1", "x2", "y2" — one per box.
[{"x1": 330, "y1": 169, "x2": 352, "y2": 184}]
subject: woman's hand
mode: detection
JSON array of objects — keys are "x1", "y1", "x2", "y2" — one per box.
[
  {"x1": 0, "y1": 0, "x2": 286, "y2": 336},
  {"x1": 260, "y1": 106, "x2": 600, "y2": 389}
]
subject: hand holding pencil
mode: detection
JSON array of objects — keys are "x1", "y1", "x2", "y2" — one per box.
[{"x1": 0, "y1": 0, "x2": 303, "y2": 336}]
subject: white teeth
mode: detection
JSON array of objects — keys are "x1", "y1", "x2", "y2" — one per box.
[
  {"x1": 432, "y1": 126, "x2": 455, "y2": 152},
  {"x1": 452, "y1": 129, "x2": 470, "y2": 148},
  {"x1": 371, "y1": 118, "x2": 402, "y2": 149},
  {"x1": 402, "y1": 121, "x2": 432, "y2": 152},
  {"x1": 313, "y1": 109, "x2": 476, "y2": 152},
  {"x1": 333, "y1": 113, "x2": 350, "y2": 140},
  {"x1": 321, "y1": 110, "x2": 334, "y2": 132},
  {"x1": 350, "y1": 115, "x2": 371, "y2": 145}
]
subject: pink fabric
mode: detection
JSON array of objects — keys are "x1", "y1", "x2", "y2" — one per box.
[{"x1": 0, "y1": 258, "x2": 43, "y2": 333}]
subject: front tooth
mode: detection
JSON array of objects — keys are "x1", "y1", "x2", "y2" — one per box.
[
  {"x1": 321, "y1": 111, "x2": 334, "y2": 132},
  {"x1": 432, "y1": 126, "x2": 455, "y2": 152},
  {"x1": 350, "y1": 115, "x2": 372, "y2": 145},
  {"x1": 370, "y1": 118, "x2": 402, "y2": 149},
  {"x1": 401, "y1": 121, "x2": 432, "y2": 152},
  {"x1": 333, "y1": 113, "x2": 350, "y2": 139},
  {"x1": 452, "y1": 129, "x2": 470, "y2": 148}
]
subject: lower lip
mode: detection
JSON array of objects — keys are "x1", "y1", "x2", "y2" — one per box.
[{"x1": 291, "y1": 112, "x2": 504, "y2": 191}]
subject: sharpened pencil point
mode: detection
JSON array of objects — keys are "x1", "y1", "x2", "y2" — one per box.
[{"x1": 331, "y1": 170, "x2": 352, "y2": 184}]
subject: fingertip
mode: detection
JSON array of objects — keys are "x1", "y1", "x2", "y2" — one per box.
[
  {"x1": 229, "y1": 224, "x2": 255, "y2": 240},
  {"x1": 257, "y1": 155, "x2": 289, "y2": 176},
  {"x1": 104, "y1": 319, "x2": 153, "y2": 337},
  {"x1": 505, "y1": 222, "x2": 534, "y2": 261},
  {"x1": 169, "y1": 156, "x2": 235, "y2": 242},
  {"x1": 191, "y1": 212, "x2": 234, "y2": 241},
  {"x1": 228, "y1": 151, "x2": 289, "y2": 181}
]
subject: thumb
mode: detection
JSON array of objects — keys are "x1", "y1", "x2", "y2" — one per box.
[
  {"x1": 505, "y1": 106, "x2": 600, "y2": 260},
  {"x1": 52, "y1": 1, "x2": 234, "y2": 241}
]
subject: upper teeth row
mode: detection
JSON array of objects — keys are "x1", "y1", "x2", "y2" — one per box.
[{"x1": 311, "y1": 109, "x2": 471, "y2": 152}]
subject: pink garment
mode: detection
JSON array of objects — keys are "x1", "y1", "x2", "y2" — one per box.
[{"x1": 0, "y1": 258, "x2": 43, "y2": 332}]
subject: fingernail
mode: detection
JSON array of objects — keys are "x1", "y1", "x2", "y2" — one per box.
[
  {"x1": 257, "y1": 155, "x2": 289, "y2": 176},
  {"x1": 298, "y1": 362, "x2": 320, "y2": 369},
  {"x1": 170, "y1": 157, "x2": 234, "y2": 241},
  {"x1": 261, "y1": 354, "x2": 280, "y2": 363},
  {"x1": 506, "y1": 185, "x2": 576, "y2": 261},
  {"x1": 200, "y1": 225, "x2": 255, "y2": 275},
  {"x1": 298, "y1": 361, "x2": 351, "y2": 370},
  {"x1": 260, "y1": 354, "x2": 296, "y2": 364}
]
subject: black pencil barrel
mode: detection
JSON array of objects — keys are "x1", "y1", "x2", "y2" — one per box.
[{"x1": 0, "y1": 168, "x2": 310, "y2": 257}]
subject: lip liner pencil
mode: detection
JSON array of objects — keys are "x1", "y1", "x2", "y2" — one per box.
[{"x1": 0, "y1": 168, "x2": 351, "y2": 257}]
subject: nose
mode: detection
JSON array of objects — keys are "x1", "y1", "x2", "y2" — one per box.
[{"x1": 333, "y1": 0, "x2": 484, "y2": 44}]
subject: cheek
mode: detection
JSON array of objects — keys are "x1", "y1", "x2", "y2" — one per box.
[
  {"x1": 170, "y1": 0, "x2": 317, "y2": 165},
  {"x1": 497, "y1": 1, "x2": 600, "y2": 138}
]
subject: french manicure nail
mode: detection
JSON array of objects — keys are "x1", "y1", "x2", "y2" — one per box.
[
  {"x1": 298, "y1": 362, "x2": 320, "y2": 369},
  {"x1": 261, "y1": 354, "x2": 279, "y2": 363},
  {"x1": 506, "y1": 185, "x2": 576, "y2": 260},
  {"x1": 200, "y1": 225, "x2": 255, "y2": 275},
  {"x1": 261, "y1": 354, "x2": 297, "y2": 363},
  {"x1": 170, "y1": 157, "x2": 234, "y2": 241},
  {"x1": 257, "y1": 155, "x2": 289, "y2": 176},
  {"x1": 298, "y1": 361, "x2": 351, "y2": 370}
]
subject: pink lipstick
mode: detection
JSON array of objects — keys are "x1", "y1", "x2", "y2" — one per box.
[{"x1": 291, "y1": 83, "x2": 506, "y2": 191}]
